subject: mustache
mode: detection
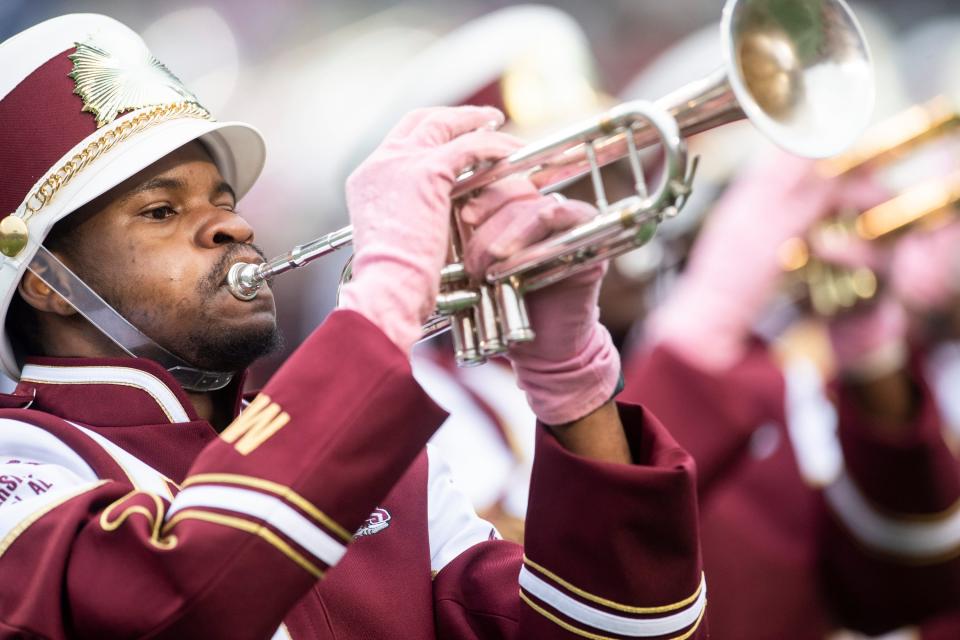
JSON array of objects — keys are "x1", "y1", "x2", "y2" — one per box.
[{"x1": 199, "y1": 243, "x2": 267, "y2": 294}]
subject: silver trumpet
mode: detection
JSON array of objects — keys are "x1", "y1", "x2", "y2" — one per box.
[{"x1": 228, "y1": 0, "x2": 874, "y2": 366}]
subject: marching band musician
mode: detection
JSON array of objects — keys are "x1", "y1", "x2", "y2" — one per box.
[
  {"x1": 623, "y1": 147, "x2": 960, "y2": 639},
  {"x1": 366, "y1": 4, "x2": 602, "y2": 542},
  {"x1": 0, "y1": 14, "x2": 708, "y2": 640}
]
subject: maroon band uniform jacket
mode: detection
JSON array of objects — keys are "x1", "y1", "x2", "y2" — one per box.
[
  {"x1": 0, "y1": 310, "x2": 707, "y2": 639},
  {"x1": 624, "y1": 342, "x2": 960, "y2": 639}
]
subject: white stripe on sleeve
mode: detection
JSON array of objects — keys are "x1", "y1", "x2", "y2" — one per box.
[
  {"x1": 168, "y1": 484, "x2": 346, "y2": 567},
  {"x1": 824, "y1": 472, "x2": 960, "y2": 558},
  {"x1": 520, "y1": 568, "x2": 706, "y2": 637}
]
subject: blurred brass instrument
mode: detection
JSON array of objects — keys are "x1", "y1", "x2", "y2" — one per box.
[
  {"x1": 228, "y1": 0, "x2": 874, "y2": 366},
  {"x1": 780, "y1": 97, "x2": 960, "y2": 315}
]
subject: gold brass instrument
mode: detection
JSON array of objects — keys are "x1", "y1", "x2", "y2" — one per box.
[
  {"x1": 779, "y1": 97, "x2": 960, "y2": 315},
  {"x1": 227, "y1": 0, "x2": 874, "y2": 366}
]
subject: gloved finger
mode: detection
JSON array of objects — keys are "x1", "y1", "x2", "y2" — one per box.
[
  {"x1": 459, "y1": 176, "x2": 540, "y2": 226},
  {"x1": 808, "y1": 226, "x2": 886, "y2": 271},
  {"x1": 463, "y1": 196, "x2": 596, "y2": 277},
  {"x1": 463, "y1": 198, "x2": 543, "y2": 277},
  {"x1": 490, "y1": 196, "x2": 596, "y2": 257},
  {"x1": 381, "y1": 107, "x2": 440, "y2": 141},
  {"x1": 406, "y1": 106, "x2": 506, "y2": 147},
  {"x1": 536, "y1": 196, "x2": 597, "y2": 232},
  {"x1": 890, "y1": 221, "x2": 960, "y2": 311},
  {"x1": 432, "y1": 130, "x2": 526, "y2": 182},
  {"x1": 833, "y1": 173, "x2": 893, "y2": 212}
]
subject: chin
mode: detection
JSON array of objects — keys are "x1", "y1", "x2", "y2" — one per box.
[
  {"x1": 178, "y1": 309, "x2": 283, "y2": 373},
  {"x1": 215, "y1": 285, "x2": 278, "y2": 325}
]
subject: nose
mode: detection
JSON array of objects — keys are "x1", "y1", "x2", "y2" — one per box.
[{"x1": 196, "y1": 207, "x2": 255, "y2": 248}]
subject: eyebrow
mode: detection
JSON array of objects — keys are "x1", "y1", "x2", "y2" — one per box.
[
  {"x1": 118, "y1": 177, "x2": 237, "y2": 205},
  {"x1": 214, "y1": 181, "x2": 237, "y2": 204}
]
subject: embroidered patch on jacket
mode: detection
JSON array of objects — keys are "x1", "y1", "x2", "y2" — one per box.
[{"x1": 355, "y1": 507, "x2": 391, "y2": 537}]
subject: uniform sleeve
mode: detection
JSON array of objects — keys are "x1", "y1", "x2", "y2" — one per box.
[
  {"x1": 433, "y1": 402, "x2": 708, "y2": 639},
  {"x1": 819, "y1": 366, "x2": 960, "y2": 634},
  {"x1": 0, "y1": 310, "x2": 449, "y2": 640},
  {"x1": 622, "y1": 341, "x2": 785, "y2": 495}
]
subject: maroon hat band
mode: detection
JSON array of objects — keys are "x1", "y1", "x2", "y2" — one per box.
[{"x1": 0, "y1": 49, "x2": 98, "y2": 217}]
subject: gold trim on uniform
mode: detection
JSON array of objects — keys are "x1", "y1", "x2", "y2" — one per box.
[
  {"x1": 162, "y1": 509, "x2": 324, "y2": 578},
  {"x1": 519, "y1": 590, "x2": 706, "y2": 640},
  {"x1": 524, "y1": 555, "x2": 704, "y2": 614},
  {"x1": 10, "y1": 101, "x2": 211, "y2": 235},
  {"x1": 22, "y1": 373, "x2": 179, "y2": 423},
  {"x1": 99, "y1": 489, "x2": 178, "y2": 549},
  {"x1": 181, "y1": 472, "x2": 351, "y2": 543}
]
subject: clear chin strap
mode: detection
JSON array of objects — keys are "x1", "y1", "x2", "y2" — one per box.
[{"x1": 26, "y1": 245, "x2": 234, "y2": 392}]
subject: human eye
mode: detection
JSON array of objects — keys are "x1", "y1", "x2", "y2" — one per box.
[
  {"x1": 141, "y1": 205, "x2": 176, "y2": 221},
  {"x1": 214, "y1": 195, "x2": 237, "y2": 213}
]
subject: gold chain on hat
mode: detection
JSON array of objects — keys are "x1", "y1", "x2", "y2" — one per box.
[{"x1": 0, "y1": 101, "x2": 211, "y2": 258}]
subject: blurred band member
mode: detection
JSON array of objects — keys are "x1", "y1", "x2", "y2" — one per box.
[{"x1": 624, "y1": 150, "x2": 960, "y2": 639}]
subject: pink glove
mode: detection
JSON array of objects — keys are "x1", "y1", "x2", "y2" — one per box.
[
  {"x1": 338, "y1": 106, "x2": 523, "y2": 355},
  {"x1": 462, "y1": 177, "x2": 619, "y2": 425},
  {"x1": 889, "y1": 220, "x2": 960, "y2": 313},
  {"x1": 796, "y1": 222, "x2": 907, "y2": 376},
  {"x1": 647, "y1": 149, "x2": 890, "y2": 371}
]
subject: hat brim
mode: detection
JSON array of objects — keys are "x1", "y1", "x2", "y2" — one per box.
[{"x1": 56, "y1": 117, "x2": 265, "y2": 217}]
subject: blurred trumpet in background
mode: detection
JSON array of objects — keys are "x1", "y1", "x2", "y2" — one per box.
[{"x1": 778, "y1": 96, "x2": 960, "y2": 315}]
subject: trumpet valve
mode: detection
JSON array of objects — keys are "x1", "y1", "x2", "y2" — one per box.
[
  {"x1": 497, "y1": 279, "x2": 535, "y2": 345},
  {"x1": 476, "y1": 286, "x2": 506, "y2": 355},
  {"x1": 451, "y1": 310, "x2": 486, "y2": 367}
]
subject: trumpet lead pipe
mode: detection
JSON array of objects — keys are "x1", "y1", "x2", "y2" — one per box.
[
  {"x1": 227, "y1": 225, "x2": 354, "y2": 298},
  {"x1": 818, "y1": 97, "x2": 960, "y2": 178},
  {"x1": 855, "y1": 170, "x2": 960, "y2": 240}
]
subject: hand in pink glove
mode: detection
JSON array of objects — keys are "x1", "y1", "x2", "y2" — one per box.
[
  {"x1": 462, "y1": 177, "x2": 619, "y2": 425},
  {"x1": 804, "y1": 228, "x2": 907, "y2": 377},
  {"x1": 647, "y1": 149, "x2": 890, "y2": 372},
  {"x1": 338, "y1": 106, "x2": 523, "y2": 355},
  {"x1": 889, "y1": 220, "x2": 960, "y2": 313}
]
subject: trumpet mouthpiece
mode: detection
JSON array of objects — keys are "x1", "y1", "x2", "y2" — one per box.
[{"x1": 226, "y1": 262, "x2": 263, "y2": 300}]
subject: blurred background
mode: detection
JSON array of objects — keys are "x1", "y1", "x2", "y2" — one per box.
[{"x1": 3, "y1": 0, "x2": 959, "y2": 382}]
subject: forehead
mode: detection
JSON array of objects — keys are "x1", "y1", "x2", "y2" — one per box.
[{"x1": 115, "y1": 141, "x2": 224, "y2": 195}]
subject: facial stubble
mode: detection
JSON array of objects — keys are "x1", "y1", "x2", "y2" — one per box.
[{"x1": 73, "y1": 243, "x2": 283, "y2": 373}]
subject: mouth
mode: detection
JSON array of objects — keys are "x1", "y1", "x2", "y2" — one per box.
[{"x1": 218, "y1": 255, "x2": 266, "y2": 288}]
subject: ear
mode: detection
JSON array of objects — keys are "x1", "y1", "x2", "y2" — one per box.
[{"x1": 17, "y1": 270, "x2": 77, "y2": 317}]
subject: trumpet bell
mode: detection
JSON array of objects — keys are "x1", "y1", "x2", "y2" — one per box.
[{"x1": 724, "y1": 0, "x2": 874, "y2": 158}]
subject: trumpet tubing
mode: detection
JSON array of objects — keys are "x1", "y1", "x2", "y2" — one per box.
[{"x1": 817, "y1": 96, "x2": 960, "y2": 179}]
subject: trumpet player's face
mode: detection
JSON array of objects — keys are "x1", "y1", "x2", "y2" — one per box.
[{"x1": 47, "y1": 142, "x2": 281, "y2": 372}]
